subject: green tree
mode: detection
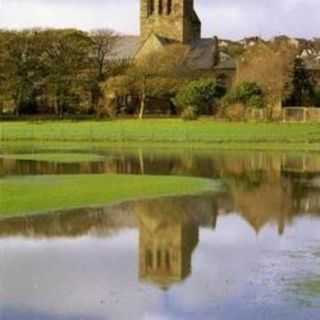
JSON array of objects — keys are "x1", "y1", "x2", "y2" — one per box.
[
  {"x1": 286, "y1": 57, "x2": 315, "y2": 106},
  {"x1": 225, "y1": 81, "x2": 264, "y2": 109},
  {"x1": 40, "y1": 29, "x2": 92, "y2": 116},
  {"x1": 0, "y1": 30, "x2": 43, "y2": 114},
  {"x1": 175, "y1": 78, "x2": 226, "y2": 115}
]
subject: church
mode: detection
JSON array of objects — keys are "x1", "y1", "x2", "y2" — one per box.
[
  {"x1": 112, "y1": 0, "x2": 236, "y2": 81},
  {"x1": 106, "y1": 0, "x2": 236, "y2": 115}
]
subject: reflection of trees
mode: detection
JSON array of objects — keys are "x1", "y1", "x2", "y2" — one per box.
[
  {"x1": 0, "y1": 194, "x2": 218, "y2": 238},
  {"x1": 3, "y1": 149, "x2": 320, "y2": 181},
  {"x1": 230, "y1": 179, "x2": 292, "y2": 234},
  {"x1": 0, "y1": 194, "x2": 219, "y2": 289},
  {"x1": 0, "y1": 205, "x2": 138, "y2": 238},
  {"x1": 0, "y1": 158, "x2": 107, "y2": 176},
  {"x1": 223, "y1": 172, "x2": 320, "y2": 235}
]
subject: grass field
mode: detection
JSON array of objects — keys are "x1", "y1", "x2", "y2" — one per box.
[
  {"x1": 0, "y1": 174, "x2": 216, "y2": 217},
  {"x1": 1, "y1": 120, "x2": 320, "y2": 149}
]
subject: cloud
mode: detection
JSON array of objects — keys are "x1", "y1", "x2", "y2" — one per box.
[{"x1": 0, "y1": 0, "x2": 319, "y2": 39}]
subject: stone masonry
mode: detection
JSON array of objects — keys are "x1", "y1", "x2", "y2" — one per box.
[{"x1": 140, "y1": 0, "x2": 201, "y2": 44}]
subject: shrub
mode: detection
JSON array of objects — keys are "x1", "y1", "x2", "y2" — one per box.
[
  {"x1": 247, "y1": 95, "x2": 264, "y2": 109},
  {"x1": 224, "y1": 81, "x2": 264, "y2": 109},
  {"x1": 224, "y1": 103, "x2": 246, "y2": 121},
  {"x1": 176, "y1": 78, "x2": 226, "y2": 115},
  {"x1": 236, "y1": 82, "x2": 263, "y2": 104},
  {"x1": 181, "y1": 106, "x2": 198, "y2": 121}
]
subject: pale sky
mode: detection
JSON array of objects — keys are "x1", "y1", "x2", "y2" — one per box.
[{"x1": 0, "y1": 0, "x2": 319, "y2": 40}]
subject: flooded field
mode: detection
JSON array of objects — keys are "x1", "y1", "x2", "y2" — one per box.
[{"x1": 0, "y1": 145, "x2": 320, "y2": 319}]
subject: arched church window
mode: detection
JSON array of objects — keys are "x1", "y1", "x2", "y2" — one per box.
[
  {"x1": 159, "y1": 0, "x2": 163, "y2": 15},
  {"x1": 167, "y1": 0, "x2": 172, "y2": 15},
  {"x1": 148, "y1": 0, "x2": 155, "y2": 16}
]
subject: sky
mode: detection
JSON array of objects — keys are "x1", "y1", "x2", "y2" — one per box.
[{"x1": 0, "y1": 0, "x2": 319, "y2": 40}]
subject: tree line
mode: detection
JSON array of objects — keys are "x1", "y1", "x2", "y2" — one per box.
[
  {"x1": 0, "y1": 29, "x2": 319, "y2": 121},
  {"x1": 0, "y1": 29, "x2": 122, "y2": 116}
]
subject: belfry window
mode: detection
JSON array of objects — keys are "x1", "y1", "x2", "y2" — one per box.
[
  {"x1": 148, "y1": 0, "x2": 155, "y2": 16},
  {"x1": 167, "y1": 0, "x2": 172, "y2": 15},
  {"x1": 159, "y1": 0, "x2": 163, "y2": 15}
]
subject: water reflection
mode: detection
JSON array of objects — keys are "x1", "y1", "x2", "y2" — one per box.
[
  {"x1": 0, "y1": 189, "x2": 320, "y2": 281},
  {"x1": 2, "y1": 149, "x2": 320, "y2": 177},
  {"x1": 0, "y1": 195, "x2": 217, "y2": 285},
  {"x1": 137, "y1": 199, "x2": 200, "y2": 288},
  {"x1": 0, "y1": 194, "x2": 320, "y2": 319},
  {"x1": 1, "y1": 148, "x2": 320, "y2": 319}
]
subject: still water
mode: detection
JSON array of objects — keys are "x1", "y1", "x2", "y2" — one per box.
[{"x1": 0, "y1": 146, "x2": 320, "y2": 319}]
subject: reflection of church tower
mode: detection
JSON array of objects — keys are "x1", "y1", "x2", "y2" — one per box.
[{"x1": 136, "y1": 199, "x2": 199, "y2": 288}]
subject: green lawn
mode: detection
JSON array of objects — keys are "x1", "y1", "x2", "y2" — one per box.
[
  {"x1": 1, "y1": 120, "x2": 320, "y2": 149},
  {"x1": 0, "y1": 174, "x2": 216, "y2": 217}
]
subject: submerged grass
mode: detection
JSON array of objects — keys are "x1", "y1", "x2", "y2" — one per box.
[
  {"x1": 1, "y1": 120, "x2": 320, "y2": 149},
  {"x1": 296, "y1": 279, "x2": 320, "y2": 297},
  {"x1": 0, "y1": 174, "x2": 216, "y2": 217},
  {"x1": 292, "y1": 278, "x2": 320, "y2": 307}
]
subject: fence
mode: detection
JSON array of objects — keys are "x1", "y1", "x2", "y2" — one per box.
[
  {"x1": 245, "y1": 109, "x2": 266, "y2": 121},
  {"x1": 282, "y1": 107, "x2": 320, "y2": 122}
]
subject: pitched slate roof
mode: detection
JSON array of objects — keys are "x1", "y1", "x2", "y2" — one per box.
[
  {"x1": 109, "y1": 36, "x2": 140, "y2": 60},
  {"x1": 110, "y1": 34, "x2": 236, "y2": 71},
  {"x1": 184, "y1": 38, "x2": 217, "y2": 70}
]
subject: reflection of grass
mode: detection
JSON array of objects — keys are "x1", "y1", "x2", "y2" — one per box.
[
  {"x1": 0, "y1": 153, "x2": 105, "y2": 163},
  {"x1": 0, "y1": 174, "x2": 216, "y2": 217},
  {"x1": 2, "y1": 140, "x2": 320, "y2": 154}
]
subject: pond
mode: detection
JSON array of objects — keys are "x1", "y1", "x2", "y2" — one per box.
[{"x1": 0, "y1": 144, "x2": 320, "y2": 319}]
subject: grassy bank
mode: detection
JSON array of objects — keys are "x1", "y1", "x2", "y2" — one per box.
[
  {"x1": 0, "y1": 174, "x2": 216, "y2": 217},
  {"x1": 1, "y1": 120, "x2": 320, "y2": 149}
]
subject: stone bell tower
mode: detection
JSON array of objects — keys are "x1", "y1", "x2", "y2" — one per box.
[{"x1": 140, "y1": 0, "x2": 201, "y2": 44}]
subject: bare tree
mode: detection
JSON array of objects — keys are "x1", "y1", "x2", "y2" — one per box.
[
  {"x1": 237, "y1": 41, "x2": 298, "y2": 117},
  {"x1": 88, "y1": 29, "x2": 118, "y2": 113},
  {"x1": 89, "y1": 29, "x2": 118, "y2": 81},
  {"x1": 128, "y1": 44, "x2": 189, "y2": 119}
]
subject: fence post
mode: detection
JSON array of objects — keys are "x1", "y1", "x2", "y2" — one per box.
[{"x1": 282, "y1": 109, "x2": 286, "y2": 123}]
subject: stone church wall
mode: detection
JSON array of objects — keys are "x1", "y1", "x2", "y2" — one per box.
[{"x1": 140, "y1": 0, "x2": 200, "y2": 44}]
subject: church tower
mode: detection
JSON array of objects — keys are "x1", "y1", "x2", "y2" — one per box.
[{"x1": 140, "y1": 0, "x2": 201, "y2": 44}]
